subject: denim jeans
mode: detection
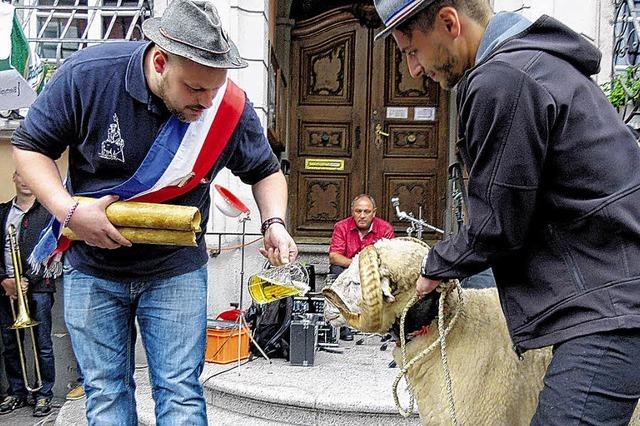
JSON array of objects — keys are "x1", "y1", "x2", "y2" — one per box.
[
  {"x1": 461, "y1": 268, "x2": 496, "y2": 289},
  {"x1": 531, "y1": 329, "x2": 640, "y2": 425},
  {"x1": 0, "y1": 292, "x2": 56, "y2": 399},
  {"x1": 64, "y1": 263, "x2": 208, "y2": 426}
]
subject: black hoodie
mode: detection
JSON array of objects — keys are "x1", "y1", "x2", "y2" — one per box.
[{"x1": 424, "y1": 14, "x2": 640, "y2": 353}]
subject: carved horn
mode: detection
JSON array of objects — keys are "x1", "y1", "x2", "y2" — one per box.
[{"x1": 347, "y1": 245, "x2": 383, "y2": 332}]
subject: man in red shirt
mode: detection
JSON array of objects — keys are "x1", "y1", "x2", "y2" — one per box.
[
  {"x1": 329, "y1": 194, "x2": 395, "y2": 276},
  {"x1": 328, "y1": 194, "x2": 394, "y2": 341}
]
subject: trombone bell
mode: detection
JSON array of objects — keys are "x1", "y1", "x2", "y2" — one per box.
[{"x1": 11, "y1": 309, "x2": 39, "y2": 329}]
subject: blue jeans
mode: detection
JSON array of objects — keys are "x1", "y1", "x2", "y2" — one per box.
[
  {"x1": 0, "y1": 292, "x2": 56, "y2": 399},
  {"x1": 461, "y1": 268, "x2": 496, "y2": 289},
  {"x1": 531, "y1": 329, "x2": 640, "y2": 425},
  {"x1": 64, "y1": 264, "x2": 208, "y2": 426}
]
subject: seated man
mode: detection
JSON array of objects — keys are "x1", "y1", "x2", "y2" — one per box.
[
  {"x1": 329, "y1": 194, "x2": 395, "y2": 276},
  {"x1": 328, "y1": 194, "x2": 394, "y2": 341}
]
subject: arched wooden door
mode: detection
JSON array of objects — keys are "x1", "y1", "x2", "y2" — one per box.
[{"x1": 288, "y1": 7, "x2": 449, "y2": 243}]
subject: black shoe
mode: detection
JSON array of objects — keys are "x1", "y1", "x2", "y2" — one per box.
[
  {"x1": 33, "y1": 397, "x2": 52, "y2": 417},
  {"x1": 339, "y1": 327, "x2": 354, "y2": 341},
  {"x1": 0, "y1": 395, "x2": 26, "y2": 414}
]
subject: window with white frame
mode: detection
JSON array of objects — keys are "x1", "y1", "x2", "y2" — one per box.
[{"x1": 8, "y1": 0, "x2": 151, "y2": 65}]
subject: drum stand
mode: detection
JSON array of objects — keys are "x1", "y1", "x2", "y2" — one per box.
[{"x1": 235, "y1": 212, "x2": 271, "y2": 370}]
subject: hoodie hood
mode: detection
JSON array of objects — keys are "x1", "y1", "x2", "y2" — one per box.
[
  {"x1": 476, "y1": 12, "x2": 601, "y2": 77},
  {"x1": 476, "y1": 12, "x2": 533, "y2": 63}
]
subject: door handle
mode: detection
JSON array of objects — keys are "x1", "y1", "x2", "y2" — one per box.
[
  {"x1": 355, "y1": 126, "x2": 361, "y2": 149},
  {"x1": 375, "y1": 124, "x2": 389, "y2": 137},
  {"x1": 374, "y1": 124, "x2": 388, "y2": 149}
]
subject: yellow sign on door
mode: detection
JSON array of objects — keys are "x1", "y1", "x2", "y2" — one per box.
[{"x1": 304, "y1": 158, "x2": 345, "y2": 171}]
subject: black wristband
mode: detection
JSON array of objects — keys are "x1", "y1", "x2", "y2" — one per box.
[{"x1": 260, "y1": 217, "x2": 285, "y2": 235}]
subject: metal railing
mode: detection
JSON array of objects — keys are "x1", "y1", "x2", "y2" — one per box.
[
  {"x1": 206, "y1": 231, "x2": 263, "y2": 258},
  {"x1": 7, "y1": 0, "x2": 151, "y2": 65}
]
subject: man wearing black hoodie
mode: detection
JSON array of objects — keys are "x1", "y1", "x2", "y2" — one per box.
[{"x1": 374, "y1": 0, "x2": 640, "y2": 424}]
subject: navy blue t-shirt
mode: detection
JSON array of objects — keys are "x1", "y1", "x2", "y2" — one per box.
[{"x1": 12, "y1": 41, "x2": 280, "y2": 282}]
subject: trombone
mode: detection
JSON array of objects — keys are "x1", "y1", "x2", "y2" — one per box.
[{"x1": 6, "y1": 224, "x2": 42, "y2": 393}]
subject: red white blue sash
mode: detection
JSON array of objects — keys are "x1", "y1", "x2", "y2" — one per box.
[{"x1": 29, "y1": 79, "x2": 246, "y2": 275}]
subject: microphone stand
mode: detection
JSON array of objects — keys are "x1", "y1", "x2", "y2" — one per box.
[{"x1": 391, "y1": 197, "x2": 445, "y2": 239}]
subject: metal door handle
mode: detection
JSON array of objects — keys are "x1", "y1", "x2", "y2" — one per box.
[
  {"x1": 375, "y1": 124, "x2": 389, "y2": 137},
  {"x1": 374, "y1": 124, "x2": 388, "y2": 149},
  {"x1": 355, "y1": 126, "x2": 361, "y2": 148}
]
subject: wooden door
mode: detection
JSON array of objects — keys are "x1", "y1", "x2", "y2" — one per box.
[
  {"x1": 368, "y1": 37, "x2": 449, "y2": 241},
  {"x1": 288, "y1": 8, "x2": 448, "y2": 243}
]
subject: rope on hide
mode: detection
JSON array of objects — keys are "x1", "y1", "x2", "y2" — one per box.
[{"x1": 392, "y1": 281, "x2": 464, "y2": 425}]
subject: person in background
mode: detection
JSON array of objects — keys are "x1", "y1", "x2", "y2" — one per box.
[
  {"x1": 329, "y1": 194, "x2": 395, "y2": 276},
  {"x1": 0, "y1": 171, "x2": 56, "y2": 417},
  {"x1": 328, "y1": 194, "x2": 394, "y2": 340}
]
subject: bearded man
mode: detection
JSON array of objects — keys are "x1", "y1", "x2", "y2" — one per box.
[
  {"x1": 11, "y1": 0, "x2": 297, "y2": 423},
  {"x1": 374, "y1": 0, "x2": 640, "y2": 424}
]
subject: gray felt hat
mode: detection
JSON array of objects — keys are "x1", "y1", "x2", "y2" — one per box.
[
  {"x1": 142, "y1": 0, "x2": 247, "y2": 69},
  {"x1": 373, "y1": 0, "x2": 437, "y2": 41}
]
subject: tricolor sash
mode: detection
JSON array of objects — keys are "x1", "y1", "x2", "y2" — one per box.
[{"x1": 29, "y1": 79, "x2": 246, "y2": 276}]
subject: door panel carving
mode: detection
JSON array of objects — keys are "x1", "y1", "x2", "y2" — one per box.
[
  {"x1": 301, "y1": 34, "x2": 354, "y2": 105},
  {"x1": 300, "y1": 122, "x2": 351, "y2": 157},
  {"x1": 385, "y1": 176, "x2": 438, "y2": 229},
  {"x1": 297, "y1": 174, "x2": 348, "y2": 230},
  {"x1": 387, "y1": 124, "x2": 437, "y2": 158}
]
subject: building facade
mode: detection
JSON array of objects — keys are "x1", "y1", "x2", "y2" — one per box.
[{"x1": 0, "y1": 0, "x2": 628, "y2": 398}]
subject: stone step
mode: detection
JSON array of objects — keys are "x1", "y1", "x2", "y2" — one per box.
[
  {"x1": 56, "y1": 339, "x2": 420, "y2": 425},
  {"x1": 202, "y1": 338, "x2": 420, "y2": 425}
]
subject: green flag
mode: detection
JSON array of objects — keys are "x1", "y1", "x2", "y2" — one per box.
[{"x1": 0, "y1": 2, "x2": 47, "y2": 92}]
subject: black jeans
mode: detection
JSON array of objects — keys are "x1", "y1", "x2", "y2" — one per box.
[
  {"x1": 328, "y1": 265, "x2": 346, "y2": 276},
  {"x1": 531, "y1": 329, "x2": 640, "y2": 426},
  {"x1": 0, "y1": 293, "x2": 56, "y2": 399}
]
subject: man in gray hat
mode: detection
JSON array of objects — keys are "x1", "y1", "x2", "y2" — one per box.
[
  {"x1": 374, "y1": 0, "x2": 640, "y2": 424},
  {"x1": 11, "y1": 0, "x2": 297, "y2": 423}
]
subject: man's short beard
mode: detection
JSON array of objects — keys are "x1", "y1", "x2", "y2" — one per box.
[
  {"x1": 157, "y1": 76, "x2": 190, "y2": 122},
  {"x1": 434, "y1": 44, "x2": 463, "y2": 90}
]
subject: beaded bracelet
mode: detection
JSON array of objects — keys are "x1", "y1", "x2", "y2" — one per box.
[
  {"x1": 62, "y1": 201, "x2": 80, "y2": 229},
  {"x1": 260, "y1": 217, "x2": 285, "y2": 235}
]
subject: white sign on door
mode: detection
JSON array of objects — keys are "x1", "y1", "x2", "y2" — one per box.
[
  {"x1": 414, "y1": 107, "x2": 436, "y2": 121},
  {"x1": 386, "y1": 107, "x2": 408, "y2": 119}
]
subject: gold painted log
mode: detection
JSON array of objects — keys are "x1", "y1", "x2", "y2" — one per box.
[
  {"x1": 74, "y1": 196, "x2": 201, "y2": 232},
  {"x1": 62, "y1": 227, "x2": 197, "y2": 247},
  {"x1": 63, "y1": 197, "x2": 202, "y2": 246}
]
